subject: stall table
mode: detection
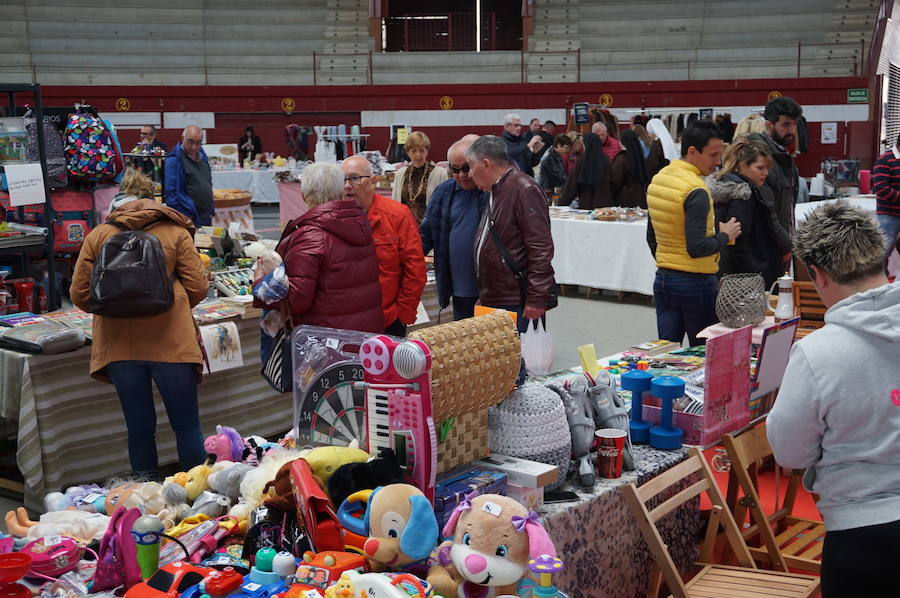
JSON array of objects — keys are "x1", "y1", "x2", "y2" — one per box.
[
  {"x1": 0, "y1": 317, "x2": 292, "y2": 510},
  {"x1": 211, "y1": 169, "x2": 300, "y2": 205},
  {"x1": 550, "y1": 216, "x2": 656, "y2": 296},
  {"x1": 543, "y1": 445, "x2": 698, "y2": 598}
]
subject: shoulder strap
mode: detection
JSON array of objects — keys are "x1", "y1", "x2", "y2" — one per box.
[{"x1": 488, "y1": 221, "x2": 527, "y2": 306}]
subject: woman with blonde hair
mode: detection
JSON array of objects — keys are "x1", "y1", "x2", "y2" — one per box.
[
  {"x1": 391, "y1": 131, "x2": 448, "y2": 223},
  {"x1": 706, "y1": 136, "x2": 783, "y2": 286},
  {"x1": 108, "y1": 168, "x2": 156, "y2": 213}
]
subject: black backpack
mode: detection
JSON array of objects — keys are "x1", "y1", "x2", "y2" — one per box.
[{"x1": 90, "y1": 222, "x2": 176, "y2": 317}]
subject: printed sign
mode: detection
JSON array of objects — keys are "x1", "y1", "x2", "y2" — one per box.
[
  {"x1": 5, "y1": 163, "x2": 47, "y2": 206},
  {"x1": 573, "y1": 102, "x2": 590, "y2": 124},
  {"x1": 847, "y1": 88, "x2": 868, "y2": 103},
  {"x1": 821, "y1": 122, "x2": 838, "y2": 144}
]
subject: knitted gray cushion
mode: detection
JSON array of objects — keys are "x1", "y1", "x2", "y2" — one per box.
[{"x1": 488, "y1": 382, "x2": 572, "y2": 490}]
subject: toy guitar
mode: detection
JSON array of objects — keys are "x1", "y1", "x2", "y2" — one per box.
[{"x1": 356, "y1": 336, "x2": 437, "y2": 503}]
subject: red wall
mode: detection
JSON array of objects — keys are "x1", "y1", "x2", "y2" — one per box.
[{"x1": 28, "y1": 76, "x2": 877, "y2": 176}]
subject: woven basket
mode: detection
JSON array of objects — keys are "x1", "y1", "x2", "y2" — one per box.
[
  {"x1": 410, "y1": 311, "x2": 520, "y2": 422},
  {"x1": 435, "y1": 410, "x2": 490, "y2": 474}
]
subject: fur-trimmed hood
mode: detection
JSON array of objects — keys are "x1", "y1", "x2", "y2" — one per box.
[{"x1": 705, "y1": 172, "x2": 752, "y2": 206}]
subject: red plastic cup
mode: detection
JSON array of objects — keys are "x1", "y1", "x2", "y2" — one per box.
[
  {"x1": 595, "y1": 428, "x2": 627, "y2": 479},
  {"x1": 13, "y1": 282, "x2": 33, "y2": 313}
]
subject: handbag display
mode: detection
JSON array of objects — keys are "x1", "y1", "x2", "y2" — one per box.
[
  {"x1": 64, "y1": 107, "x2": 120, "y2": 183},
  {"x1": 261, "y1": 308, "x2": 293, "y2": 393}
]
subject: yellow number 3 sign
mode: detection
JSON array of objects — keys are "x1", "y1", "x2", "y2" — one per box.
[
  {"x1": 439, "y1": 96, "x2": 454, "y2": 110},
  {"x1": 115, "y1": 98, "x2": 131, "y2": 111}
]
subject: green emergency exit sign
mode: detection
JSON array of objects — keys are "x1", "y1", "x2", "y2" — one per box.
[{"x1": 847, "y1": 88, "x2": 869, "y2": 103}]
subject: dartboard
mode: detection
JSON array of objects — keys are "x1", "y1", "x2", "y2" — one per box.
[{"x1": 296, "y1": 364, "x2": 367, "y2": 446}]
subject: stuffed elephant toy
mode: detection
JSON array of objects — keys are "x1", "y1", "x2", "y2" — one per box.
[
  {"x1": 547, "y1": 383, "x2": 599, "y2": 488},
  {"x1": 568, "y1": 372, "x2": 636, "y2": 472}
]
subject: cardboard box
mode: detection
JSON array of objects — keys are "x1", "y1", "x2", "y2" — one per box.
[
  {"x1": 506, "y1": 483, "x2": 543, "y2": 512},
  {"x1": 470, "y1": 454, "x2": 558, "y2": 489},
  {"x1": 433, "y1": 467, "x2": 507, "y2": 529}
]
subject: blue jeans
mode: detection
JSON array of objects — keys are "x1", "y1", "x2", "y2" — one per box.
[
  {"x1": 877, "y1": 213, "x2": 900, "y2": 258},
  {"x1": 653, "y1": 271, "x2": 719, "y2": 347},
  {"x1": 452, "y1": 296, "x2": 478, "y2": 321},
  {"x1": 106, "y1": 361, "x2": 205, "y2": 475}
]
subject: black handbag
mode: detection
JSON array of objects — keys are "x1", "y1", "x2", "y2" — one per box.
[
  {"x1": 261, "y1": 310, "x2": 293, "y2": 393},
  {"x1": 488, "y1": 222, "x2": 558, "y2": 310}
]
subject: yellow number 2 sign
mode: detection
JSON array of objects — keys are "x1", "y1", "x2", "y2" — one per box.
[{"x1": 115, "y1": 98, "x2": 131, "y2": 111}]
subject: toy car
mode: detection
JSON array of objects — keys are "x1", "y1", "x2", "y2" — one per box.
[
  {"x1": 279, "y1": 551, "x2": 367, "y2": 598},
  {"x1": 124, "y1": 562, "x2": 216, "y2": 598}
]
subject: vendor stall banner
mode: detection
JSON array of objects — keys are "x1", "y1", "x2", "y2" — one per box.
[{"x1": 199, "y1": 321, "x2": 243, "y2": 373}]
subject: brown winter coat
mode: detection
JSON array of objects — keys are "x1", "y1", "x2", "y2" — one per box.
[{"x1": 70, "y1": 200, "x2": 208, "y2": 383}]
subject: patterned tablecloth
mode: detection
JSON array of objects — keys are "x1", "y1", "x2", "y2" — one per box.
[
  {"x1": 541, "y1": 446, "x2": 699, "y2": 598},
  {"x1": 0, "y1": 317, "x2": 293, "y2": 511}
]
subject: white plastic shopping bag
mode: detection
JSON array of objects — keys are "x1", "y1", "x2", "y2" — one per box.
[{"x1": 521, "y1": 317, "x2": 553, "y2": 376}]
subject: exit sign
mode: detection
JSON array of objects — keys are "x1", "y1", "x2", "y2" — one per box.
[{"x1": 847, "y1": 88, "x2": 869, "y2": 103}]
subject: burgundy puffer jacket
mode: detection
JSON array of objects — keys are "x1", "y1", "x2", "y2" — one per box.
[{"x1": 276, "y1": 200, "x2": 383, "y2": 333}]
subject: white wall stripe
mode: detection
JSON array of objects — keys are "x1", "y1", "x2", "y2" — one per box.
[{"x1": 362, "y1": 104, "x2": 870, "y2": 128}]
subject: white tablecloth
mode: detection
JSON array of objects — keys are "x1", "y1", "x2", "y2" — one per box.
[
  {"x1": 795, "y1": 195, "x2": 875, "y2": 221},
  {"x1": 550, "y1": 217, "x2": 656, "y2": 296},
  {"x1": 211, "y1": 169, "x2": 289, "y2": 204}
]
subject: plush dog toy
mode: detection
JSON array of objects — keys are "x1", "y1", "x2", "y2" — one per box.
[
  {"x1": 338, "y1": 483, "x2": 439, "y2": 571},
  {"x1": 427, "y1": 493, "x2": 557, "y2": 598}
]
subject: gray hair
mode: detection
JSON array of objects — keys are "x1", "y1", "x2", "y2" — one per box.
[
  {"x1": 301, "y1": 162, "x2": 344, "y2": 208},
  {"x1": 447, "y1": 139, "x2": 473, "y2": 163},
  {"x1": 793, "y1": 200, "x2": 886, "y2": 284},
  {"x1": 503, "y1": 113, "x2": 521, "y2": 126},
  {"x1": 465, "y1": 135, "x2": 508, "y2": 166}
]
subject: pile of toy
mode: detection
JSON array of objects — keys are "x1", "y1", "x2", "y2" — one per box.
[{"x1": 1, "y1": 424, "x2": 569, "y2": 598}]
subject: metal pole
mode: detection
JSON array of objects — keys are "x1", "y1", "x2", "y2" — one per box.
[
  {"x1": 368, "y1": 50, "x2": 373, "y2": 84},
  {"x1": 448, "y1": 13, "x2": 452, "y2": 52},
  {"x1": 33, "y1": 84, "x2": 58, "y2": 310},
  {"x1": 797, "y1": 41, "x2": 801, "y2": 78},
  {"x1": 577, "y1": 48, "x2": 581, "y2": 82},
  {"x1": 521, "y1": 48, "x2": 525, "y2": 83},
  {"x1": 476, "y1": 0, "x2": 481, "y2": 52},
  {"x1": 404, "y1": 14, "x2": 409, "y2": 52},
  {"x1": 313, "y1": 52, "x2": 317, "y2": 86}
]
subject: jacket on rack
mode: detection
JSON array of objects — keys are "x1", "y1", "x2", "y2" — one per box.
[
  {"x1": 707, "y1": 173, "x2": 784, "y2": 287},
  {"x1": 277, "y1": 200, "x2": 383, "y2": 333},
  {"x1": 367, "y1": 194, "x2": 427, "y2": 327},
  {"x1": 69, "y1": 200, "x2": 208, "y2": 383},
  {"x1": 476, "y1": 166, "x2": 555, "y2": 308}
]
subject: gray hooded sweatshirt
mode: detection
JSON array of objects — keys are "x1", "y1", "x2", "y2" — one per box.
[{"x1": 767, "y1": 281, "x2": 900, "y2": 531}]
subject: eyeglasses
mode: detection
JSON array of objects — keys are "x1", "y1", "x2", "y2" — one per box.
[
  {"x1": 449, "y1": 164, "x2": 470, "y2": 174},
  {"x1": 343, "y1": 175, "x2": 371, "y2": 186},
  {"x1": 139, "y1": 132, "x2": 152, "y2": 137}
]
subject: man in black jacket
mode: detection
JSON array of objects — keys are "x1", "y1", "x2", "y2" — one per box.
[
  {"x1": 749, "y1": 97, "x2": 802, "y2": 269},
  {"x1": 538, "y1": 134, "x2": 572, "y2": 195},
  {"x1": 500, "y1": 113, "x2": 544, "y2": 178}
]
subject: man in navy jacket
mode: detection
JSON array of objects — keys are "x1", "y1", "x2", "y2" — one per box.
[
  {"x1": 164, "y1": 126, "x2": 213, "y2": 226},
  {"x1": 420, "y1": 137, "x2": 489, "y2": 321}
]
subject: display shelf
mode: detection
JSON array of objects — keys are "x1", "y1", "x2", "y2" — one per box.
[{"x1": 0, "y1": 84, "x2": 59, "y2": 311}]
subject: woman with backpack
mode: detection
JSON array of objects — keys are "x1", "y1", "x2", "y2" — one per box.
[{"x1": 70, "y1": 169, "x2": 209, "y2": 479}]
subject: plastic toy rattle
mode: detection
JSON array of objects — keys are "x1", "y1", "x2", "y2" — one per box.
[
  {"x1": 0, "y1": 553, "x2": 32, "y2": 598},
  {"x1": 132, "y1": 514, "x2": 164, "y2": 580},
  {"x1": 523, "y1": 554, "x2": 569, "y2": 598},
  {"x1": 649, "y1": 376, "x2": 685, "y2": 450},
  {"x1": 621, "y1": 370, "x2": 653, "y2": 444}
]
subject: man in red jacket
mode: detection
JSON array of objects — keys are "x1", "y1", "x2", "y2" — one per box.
[{"x1": 342, "y1": 156, "x2": 426, "y2": 337}]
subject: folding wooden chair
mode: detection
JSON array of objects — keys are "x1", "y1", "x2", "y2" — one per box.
[
  {"x1": 622, "y1": 447, "x2": 819, "y2": 598},
  {"x1": 722, "y1": 423, "x2": 825, "y2": 574},
  {"x1": 792, "y1": 280, "x2": 826, "y2": 339}
]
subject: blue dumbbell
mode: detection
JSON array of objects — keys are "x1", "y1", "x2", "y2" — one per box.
[
  {"x1": 649, "y1": 376, "x2": 685, "y2": 450},
  {"x1": 621, "y1": 370, "x2": 653, "y2": 444}
]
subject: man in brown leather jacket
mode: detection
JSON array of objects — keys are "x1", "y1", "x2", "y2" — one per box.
[{"x1": 466, "y1": 135, "x2": 555, "y2": 329}]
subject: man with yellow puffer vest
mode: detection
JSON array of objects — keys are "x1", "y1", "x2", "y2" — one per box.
[{"x1": 646, "y1": 120, "x2": 742, "y2": 347}]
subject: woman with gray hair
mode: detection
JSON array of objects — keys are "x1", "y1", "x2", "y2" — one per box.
[{"x1": 274, "y1": 162, "x2": 383, "y2": 332}]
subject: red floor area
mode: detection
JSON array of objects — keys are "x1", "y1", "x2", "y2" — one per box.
[{"x1": 700, "y1": 447, "x2": 822, "y2": 523}]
